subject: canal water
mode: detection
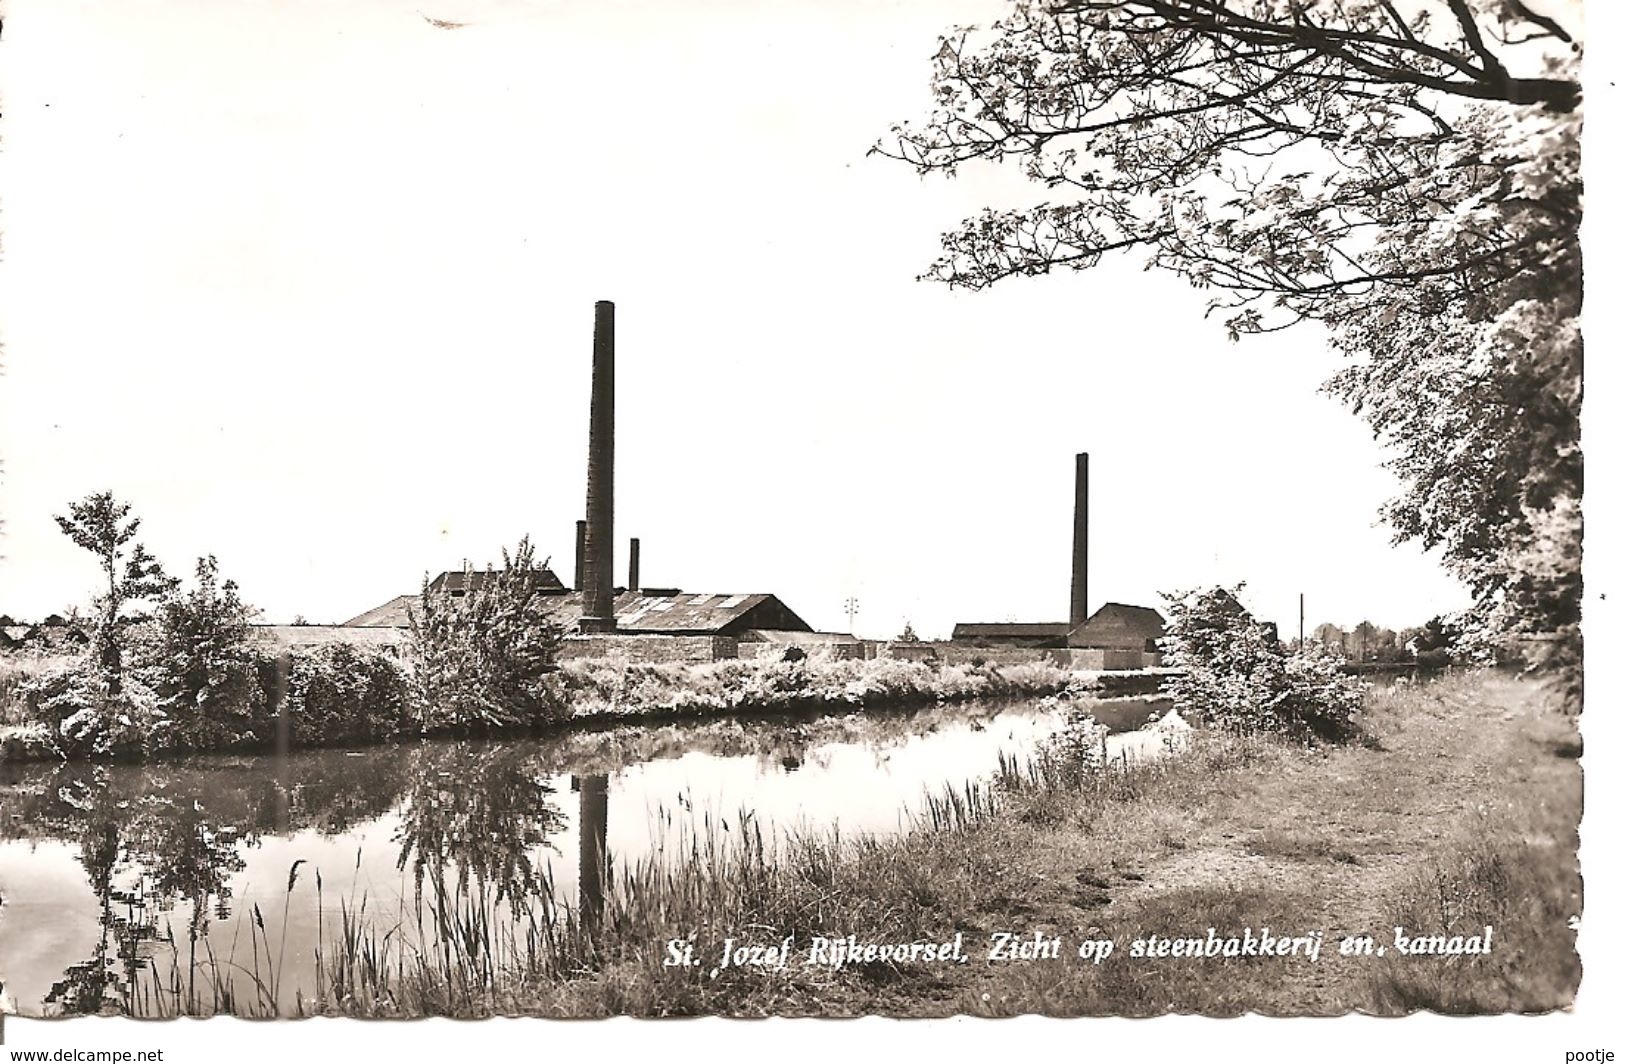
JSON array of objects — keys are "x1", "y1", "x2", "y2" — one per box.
[{"x1": 0, "y1": 694, "x2": 1175, "y2": 1017}]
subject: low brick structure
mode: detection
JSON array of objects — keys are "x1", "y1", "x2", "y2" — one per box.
[
  {"x1": 878, "y1": 641, "x2": 941, "y2": 662},
  {"x1": 1049, "y1": 647, "x2": 1162, "y2": 670},
  {"x1": 557, "y1": 633, "x2": 738, "y2": 664},
  {"x1": 938, "y1": 644, "x2": 1063, "y2": 667}
]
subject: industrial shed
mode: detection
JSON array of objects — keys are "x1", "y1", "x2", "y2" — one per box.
[
  {"x1": 1067, "y1": 603, "x2": 1166, "y2": 652},
  {"x1": 949, "y1": 622, "x2": 1071, "y2": 648}
]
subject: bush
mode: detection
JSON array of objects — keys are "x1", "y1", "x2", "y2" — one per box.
[
  {"x1": 1033, "y1": 707, "x2": 1110, "y2": 788},
  {"x1": 21, "y1": 659, "x2": 163, "y2": 756},
  {"x1": 1162, "y1": 585, "x2": 1365, "y2": 742},
  {"x1": 547, "y1": 654, "x2": 1076, "y2": 722},
  {"x1": 146, "y1": 557, "x2": 266, "y2": 751},
  {"x1": 275, "y1": 643, "x2": 413, "y2": 745},
  {"x1": 409, "y1": 537, "x2": 566, "y2": 732}
]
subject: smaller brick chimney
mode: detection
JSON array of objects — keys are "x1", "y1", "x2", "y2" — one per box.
[{"x1": 1070, "y1": 452, "x2": 1089, "y2": 630}]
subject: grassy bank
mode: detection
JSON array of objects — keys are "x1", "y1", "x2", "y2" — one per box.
[
  {"x1": 0, "y1": 650, "x2": 1103, "y2": 763},
  {"x1": 115, "y1": 669, "x2": 1578, "y2": 1017},
  {"x1": 547, "y1": 656, "x2": 1091, "y2": 722}
]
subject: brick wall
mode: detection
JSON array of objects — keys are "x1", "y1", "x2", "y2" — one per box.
[
  {"x1": 874, "y1": 642, "x2": 1165, "y2": 672},
  {"x1": 877, "y1": 642, "x2": 941, "y2": 662},
  {"x1": 937, "y1": 645, "x2": 1058, "y2": 667},
  {"x1": 878, "y1": 643, "x2": 1057, "y2": 667},
  {"x1": 1048, "y1": 648, "x2": 1163, "y2": 671},
  {"x1": 737, "y1": 642, "x2": 865, "y2": 661},
  {"x1": 558, "y1": 634, "x2": 738, "y2": 663}
]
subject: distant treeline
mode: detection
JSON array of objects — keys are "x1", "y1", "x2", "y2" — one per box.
[{"x1": 1303, "y1": 615, "x2": 1469, "y2": 668}]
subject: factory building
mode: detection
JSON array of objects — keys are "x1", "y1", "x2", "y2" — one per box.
[
  {"x1": 329, "y1": 300, "x2": 821, "y2": 663},
  {"x1": 948, "y1": 622, "x2": 1070, "y2": 649},
  {"x1": 950, "y1": 452, "x2": 1164, "y2": 670},
  {"x1": 1067, "y1": 602, "x2": 1166, "y2": 653}
]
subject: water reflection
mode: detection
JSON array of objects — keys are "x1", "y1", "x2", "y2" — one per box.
[
  {"x1": 394, "y1": 745, "x2": 565, "y2": 905},
  {"x1": 0, "y1": 696, "x2": 1170, "y2": 1016},
  {"x1": 25, "y1": 768, "x2": 249, "y2": 1015},
  {"x1": 576, "y1": 776, "x2": 609, "y2": 930}
]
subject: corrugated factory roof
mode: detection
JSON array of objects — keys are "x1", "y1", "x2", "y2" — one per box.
[
  {"x1": 951, "y1": 622, "x2": 1070, "y2": 640},
  {"x1": 737, "y1": 629, "x2": 859, "y2": 644},
  {"x1": 428, "y1": 568, "x2": 566, "y2": 594},
  {"x1": 1068, "y1": 603, "x2": 1167, "y2": 648},
  {"x1": 343, "y1": 595, "x2": 418, "y2": 627},
  {"x1": 343, "y1": 589, "x2": 810, "y2": 635}
]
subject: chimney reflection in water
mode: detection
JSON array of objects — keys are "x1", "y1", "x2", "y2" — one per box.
[{"x1": 577, "y1": 775, "x2": 609, "y2": 929}]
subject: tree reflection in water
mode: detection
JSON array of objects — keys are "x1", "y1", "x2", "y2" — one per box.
[
  {"x1": 40, "y1": 769, "x2": 246, "y2": 1015},
  {"x1": 393, "y1": 744, "x2": 566, "y2": 907}
]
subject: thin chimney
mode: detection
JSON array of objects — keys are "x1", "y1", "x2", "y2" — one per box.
[
  {"x1": 628, "y1": 537, "x2": 641, "y2": 593},
  {"x1": 573, "y1": 519, "x2": 587, "y2": 591},
  {"x1": 579, "y1": 301, "x2": 617, "y2": 632},
  {"x1": 1070, "y1": 452, "x2": 1089, "y2": 630}
]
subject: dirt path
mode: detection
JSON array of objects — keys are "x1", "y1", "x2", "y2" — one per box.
[{"x1": 886, "y1": 672, "x2": 1580, "y2": 1016}]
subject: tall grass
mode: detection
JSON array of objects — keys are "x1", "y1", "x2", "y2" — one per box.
[{"x1": 1366, "y1": 836, "x2": 1580, "y2": 1014}]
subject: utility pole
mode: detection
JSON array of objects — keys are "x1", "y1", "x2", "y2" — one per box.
[
  {"x1": 844, "y1": 596, "x2": 860, "y2": 633},
  {"x1": 1299, "y1": 593, "x2": 1305, "y2": 652}
]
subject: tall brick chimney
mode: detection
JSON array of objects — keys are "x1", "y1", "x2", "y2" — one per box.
[
  {"x1": 573, "y1": 519, "x2": 587, "y2": 591},
  {"x1": 1070, "y1": 452, "x2": 1089, "y2": 630},
  {"x1": 628, "y1": 537, "x2": 641, "y2": 593},
  {"x1": 579, "y1": 301, "x2": 616, "y2": 632}
]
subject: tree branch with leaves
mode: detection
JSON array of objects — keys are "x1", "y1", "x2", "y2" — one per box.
[
  {"x1": 54, "y1": 492, "x2": 177, "y2": 694},
  {"x1": 877, "y1": 0, "x2": 1582, "y2": 693}
]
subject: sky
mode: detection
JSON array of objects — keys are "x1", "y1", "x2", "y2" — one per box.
[{"x1": 0, "y1": 0, "x2": 1490, "y2": 639}]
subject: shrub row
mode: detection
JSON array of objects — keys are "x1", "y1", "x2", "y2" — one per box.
[
  {"x1": 13, "y1": 644, "x2": 418, "y2": 758},
  {"x1": 3, "y1": 648, "x2": 1081, "y2": 762}
]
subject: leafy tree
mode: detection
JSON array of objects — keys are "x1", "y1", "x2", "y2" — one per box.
[
  {"x1": 1414, "y1": 613, "x2": 1462, "y2": 652},
  {"x1": 409, "y1": 537, "x2": 565, "y2": 732},
  {"x1": 876, "y1": 0, "x2": 1577, "y2": 317},
  {"x1": 1352, "y1": 619, "x2": 1379, "y2": 661},
  {"x1": 1410, "y1": 612, "x2": 1465, "y2": 666},
  {"x1": 1161, "y1": 584, "x2": 1364, "y2": 740},
  {"x1": 54, "y1": 492, "x2": 175, "y2": 693},
  {"x1": 148, "y1": 556, "x2": 264, "y2": 750},
  {"x1": 1311, "y1": 622, "x2": 1347, "y2": 650},
  {"x1": 877, "y1": 1, "x2": 1581, "y2": 690}
]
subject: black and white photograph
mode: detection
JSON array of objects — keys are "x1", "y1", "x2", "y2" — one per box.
[{"x1": 0, "y1": 0, "x2": 1613, "y2": 1056}]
